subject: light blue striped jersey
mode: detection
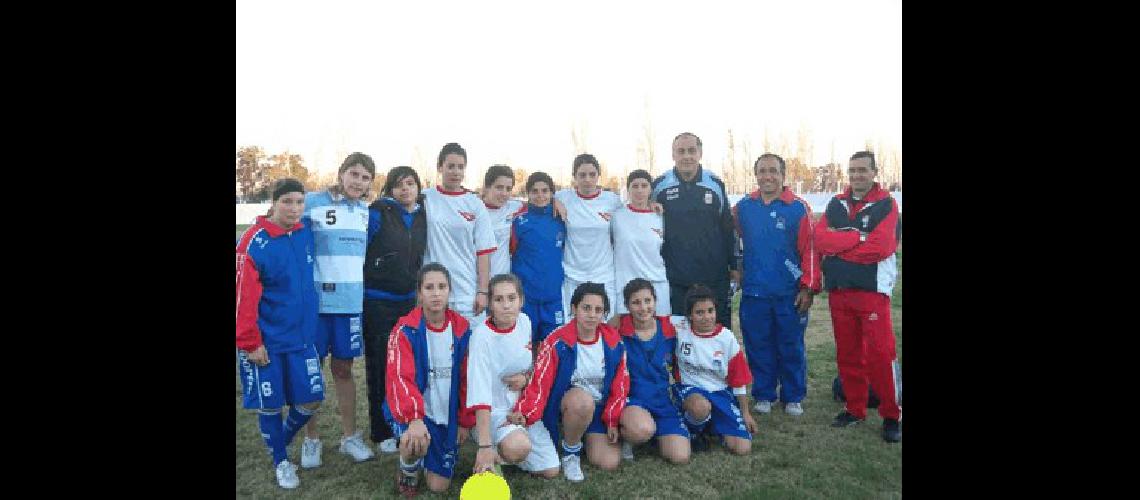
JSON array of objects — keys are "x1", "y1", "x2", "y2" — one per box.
[{"x1": 304, "y1": 190, "x2": 369, "y2": 314}]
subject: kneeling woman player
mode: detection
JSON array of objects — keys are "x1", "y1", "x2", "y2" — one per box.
[
  {"x1": 236, "y1": 178, "x2": 324, "y2": 490},
  {"x1": 615, "y1": 278, "x2": 691, "y2": 464},
  {"x1": 508, "y1": 282, "x2": 630, "y2": 482},
  {"x1": 384, "y1": 263, "x2": 476, "y2": 495},
  {"x1": 673, "y1": 284, "x2": 758, "y2": 455},
  {"x1": 467, "y1": 273, "x2": 561, "y2": 478}
]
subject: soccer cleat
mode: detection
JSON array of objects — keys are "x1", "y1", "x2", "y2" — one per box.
[
  {"x1": 561, "y1": 454, "x2": 585, "y2": 482},
  {"x1": 300, "y1": 438, "x2": 322, "y2": 468},
  {"x1": 785, "y1": 402, "x2": 804, "y2": 416},
  {"x1": 831, "y1": 411, "x2": 864, "y2": 428},
  {"x1": 377, "y1": 437, "x2": 399, "y2": 454},
  {"x1": 621, "y1": 440, "x2": 634, "y2": 461},
  {"x1": 275, "y1": 460, "x2": 300, "y2": 489},
  {"x1": 396, "y1": 467, "x2": 420, "y2": 497},
  {"x1": 882, "y1": 419, "x2": 902, "y2": 443},
  {"x1": 753, "y1": 401, "x2": 772, "y2": 414},
  {"x1": 339, "y1": 431, "x2": 376, "y2": 462}
]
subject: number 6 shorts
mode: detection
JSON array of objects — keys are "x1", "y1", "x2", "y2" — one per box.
[{"x1": 238, "y1": 345, "x2": 326, "y2": 409}]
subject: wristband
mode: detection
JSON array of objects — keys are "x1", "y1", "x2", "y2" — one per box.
[{"x1": 478, "y1": 444, "x2": 493, "y2": 449}]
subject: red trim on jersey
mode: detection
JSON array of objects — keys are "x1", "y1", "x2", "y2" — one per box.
[
  {"x1": 485, "y1": 317, "x2": 517, "y2": 334},
  {"x1": 627, "y1": 204, "x2": 654, "y2": 213},
  {"x1": 693, "y1": 324, "x2": 724, "y2": 338},
  {"x1": 602, "y1": 352, "x2": 630, "y2": 429},
  {"x1": 515, "y1": 329, "x2": 564, "y2": 425},
  {"x1": 467, "y1": 404, "x2": 492, "y2": 412},
  {"x1": 659, "y1": 317, "x2": 677, "y2": 339},
  {"x1": 425, "y1": 316, "x2": 450, "y2": 332},
  {"x1": 484, "y1": 202, "x2": 501, "y2": 209},
  {"x1": 576, "y1": 189, "x2": 601, "y2": 199},
  {"x1": 476, "y1": 246, "x2": 498, "y2": 256},
  {"x1": 436, "y1": 185, "x2": 468, "y2": 196},
  {"x1": 235, "y1": 225, "x2": 265, "y2": 351},
  {"x1": 577, "y1": 331, "x2": 601, "y2": 345},
  {"x1": 726, "y1": 350, "x2": 753, "y2": 387},
  {"x1": 386, "y1": 321, "x2": 424, "y2": 423}
]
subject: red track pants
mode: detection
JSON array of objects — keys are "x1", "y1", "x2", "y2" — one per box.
[{"x1": 828, "y1": 289, "x2": 901, "y2": 420}]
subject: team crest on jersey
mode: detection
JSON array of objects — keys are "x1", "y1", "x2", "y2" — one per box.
[
  {"x1": 458, "y1": 211, "x2": 476, "y2": 221},
  {"x1": 665, "y1": 187, "x2": 680, "y2": 201},
  {"x1": 775, "y1": 216, "x2": 786, "y2": 230},
  {"x1": 598, "y1": 212, "x2": 612, "y2": 222},
  {"x1": 254, "y1": 236, "x2": 268, "y2": 249},
  {"x1": 704, "y1": 192, "x2": 713, "y2": 204},
  {"x1": 868, "y1": 313, "x2": 879, "y2": 321},
  {"x1": 306, "y1": 358, "x2": 320, "y2": 375},
  {"x1": 651, "y1": 228, "x2": 663, "y2": 238}
]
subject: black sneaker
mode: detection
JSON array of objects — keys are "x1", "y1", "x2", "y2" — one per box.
[
  {"x1": 831, "y1": 411, "x2": 864, "y2": 428},
  {"x1": 882, "y1": 418, "x2": 901, "y2": 443},
  {"x1": 690, "y1": 431, "x2": 711, "y2": 452}
]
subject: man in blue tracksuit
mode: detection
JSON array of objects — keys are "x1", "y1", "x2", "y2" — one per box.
[
  {"x1": 510, "y1": 171, "x2": 566, "y2": 342},
  {"x1": 651, "y1": 132, "x2": 738, "y2": 321},
  {"x1": 732, "y1": 154, "x2": 821, "y2": 416}
]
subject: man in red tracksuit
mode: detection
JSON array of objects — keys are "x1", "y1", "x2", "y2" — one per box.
[{"x1": 813, "y1": 151, "x2": 902, "y2": 443}]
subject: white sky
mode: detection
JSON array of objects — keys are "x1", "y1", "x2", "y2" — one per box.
[{"x1": 236, "y1": 0, "x2": 901, "y2": 185}]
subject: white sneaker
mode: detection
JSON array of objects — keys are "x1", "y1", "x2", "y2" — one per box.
[
  {"x1": 621, "y1": 441, "x2": 634, "y2": 461},
  {"x1": 561, "y1": 454, "x2": 585, "y2": 482},
  {"x1": 785, "y1": 402, "x2": 804, "y2": 416},
  {"x1": 275, "y1": 460, "x2": 300, "y2": 489},
  {"x1": 300, "y1": 438, "x2": 322, "y2": 469},
  {"x1": 339, "y1": 431, "x2": 376, "y2": 462},
  {"x1": 753, "y1": 401, "x2": 772, "y2": 414},
  {"x1": 377, "y1": 437, "x2": 398, "y2": 454}
]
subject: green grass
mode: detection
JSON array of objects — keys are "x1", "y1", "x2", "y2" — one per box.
[{"x1": 235, "y1": 226, "x2": 902, "y2": 499}]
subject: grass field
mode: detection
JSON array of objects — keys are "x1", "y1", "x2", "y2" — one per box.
[{"x1": 235, "y1": 224, "x2": 902, "y2": 499}]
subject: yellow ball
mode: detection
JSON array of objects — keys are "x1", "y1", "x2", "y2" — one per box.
[{"x1": 460, "y1": 471, "x2": 511, "y2": 500}]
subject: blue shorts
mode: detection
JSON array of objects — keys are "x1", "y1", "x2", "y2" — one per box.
[
  {"x1": 522, "y1": 298, "x2": 563, "y2": 344},
  {"x1": 315, "y1": 313, "x2": 363, "y2": 360},
  {"x1": 672, "y1": 385, "x2": 752, "y2": 441},
  {"x1": 389, "y1": 417, "x2": 458, "y2": 479},
  {"x1": 237, "y1": 346, "x2": 325, "y2": 409},
  {"x1": 626, "y1": 396, "x2": 690, "y2": 438}
]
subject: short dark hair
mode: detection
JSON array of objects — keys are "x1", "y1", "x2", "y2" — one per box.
[
  {"x1": 622, "y1": 278, "x2": 656, "y2": 307},
  {"x1": 437, "y1": 142, "x2": 467, "y2": 168},
  {"x1": 626, "y1": 169, "x2": 653, "y2": 188},
  {"x1": 484, "y1": 164, "x2": 514, "y2": 189},
  {"x1": 850, "y1": 151, "x2": 877, "y2": 172},
  {"x1": 672, "y1": 132, "x2": 702, "y2": 148},
  {"x1": 755, "y1": 153, "x2": 786, "y2": 176},
  {"x1": 571, "y1": 282, "x2": 609, "y2": 314},
  {"x1": 572, "y1": 153, "x2": 600, "y2": 176},
  {"x1": 526, "y1": 171, "x2": 555, "y2": 193},
  {"x1": 270, "y1": 178, "x2": 305, "y2": 201},
  {"x1": 382, "y1": 166, "x2": 422, "y2": 198},
  {"x1": 417, "y1": 262, "x2": 452, "y2": 290},
  {"x1": 487, "y1": 273, "x2": 525, "y2": 321},
  {"x1": 684, "y1": 283, "x2": 717, "y2": 319}
]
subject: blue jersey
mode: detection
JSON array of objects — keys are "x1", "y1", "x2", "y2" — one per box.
[
  {"x1": 510, "y1": 203, "x2": 566, "y2": 303},
  {"x1": 304, "y1": 190, "x2": 369, "y2": 314},
  {"x1": 618, "y1": 315, "x2": 679, "y2": 414},
  {"x1": 732, "y1": 188, "x2": 820, "y2": 298},
  {"x1": 236, "y1": 216, "x2": 319, "y2": 354}
]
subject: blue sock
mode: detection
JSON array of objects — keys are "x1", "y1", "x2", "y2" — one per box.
[
  {"x1": 258, "y1": 409, "x2": 287, "y2": 466},
  {"x1": 282, "y1": 405, "x2": 316, "y2": 446},
  {"x1": 561, "y1": 439, "x2": 583, "y2": 457}
]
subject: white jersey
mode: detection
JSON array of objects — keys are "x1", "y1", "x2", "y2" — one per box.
[
  {"x1": 673, "y1": 319, "x2": 751, "y2": 396},
  {"x1": 484, "y1": 199, "x2": 526, "y2": 277},
  {"x1": 465, "y1": 313, "x2": 534, "y2": 414},
  {"x1": 611, "y1": 204, "x2": 667, "y2": 287},
  {"x1": 423, "y1": 186, "x2": 497, "y2": 316},
  {"x1": 555, "y1": 189, "x2": 621, "y2": 282},
  {"x1": 571, "y1": 336, "x2": 606, "y2": 401},
  {"x1": 423, "y1": 320, "x2": 456, "y2": 425}
]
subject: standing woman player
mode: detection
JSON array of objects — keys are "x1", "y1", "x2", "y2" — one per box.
[
  {"x1": 361, "y1": 166, "x2": 427, "y2": 455},
  {"x1": 611, "y1": 169, "x2": 671, "y2": 319},
  {"x1": 480, "y1": 164, "x2": 526, "y2": 277},
  {"x1": 615, "y1": 278, "x2": 691, "y2": 464},
  {"x1": 299, "y1": 152, "x2": 377, "y2": 467},
  {"x1": 508, "y1": 282, "x2": 630, "y2": 483},
  {"x1": 510, "y1": 172, "x2": 567, "y2": 343},
  {"x1": 553, "y1": 154, "x2": 621, "y2": 325},
  {"x1": 384, "y1": 263, "x2": 476, "y2": 496},
  {"x1": 236, "y1": 178, "x2": 324, "y2": 490},
  {"x1": 422, "y1": 142, "x2": 497, "y2": 321},
  {"x1": 466, "y1": 273, "x2": 561, "y2": 478},
  {"x1": 672, "y1": 284, "x2": 758, "y2": 455}
]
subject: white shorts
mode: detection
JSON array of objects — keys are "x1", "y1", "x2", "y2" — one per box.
[
  {"x1": 490, "y1": 412, "x2": 560, "y2": 473},
  {"x1": 562, "y1": 276, "x2": 618, "y2": 323},
  {"x1": 613, "y1": 279, "x2": 671, "y2": 317}
]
